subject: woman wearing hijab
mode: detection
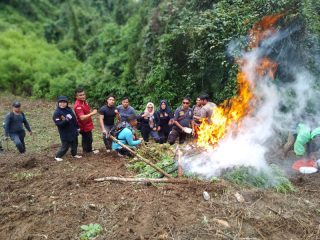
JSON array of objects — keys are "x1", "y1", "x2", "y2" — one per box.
[
  {"x1": 155, "y1": 100, "x2": 173, "y2": 143},
  {"x1": 139, "y1": 102, "x2": 160, "y2": 143}
]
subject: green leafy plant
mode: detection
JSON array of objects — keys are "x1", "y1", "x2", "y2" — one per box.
[
  {"x1": 224, "y1": 165, "x2": 296, "y2": 193},
  {"x1": 80, "y1": 223, "x2": 103, "y2": 240},
  {"x1": 127, "y1": 143, "x2": 177, "y2": 178}
]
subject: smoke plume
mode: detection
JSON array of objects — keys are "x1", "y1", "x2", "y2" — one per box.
[{"x1": 182, "y1": 17, "x2": 320, "y2": 179}]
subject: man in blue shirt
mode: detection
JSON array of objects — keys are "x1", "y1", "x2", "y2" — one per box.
[
  {"x1": 112, "y1": 115, "x2": 142, "y2": 156},
  {"x1": 4, "y1": 101, "x2": 32, "y2": 153},
  {"x1": 117, "y1": 97, "x2": 136, "y2": 122}
]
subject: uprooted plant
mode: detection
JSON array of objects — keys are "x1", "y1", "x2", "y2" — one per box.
[{"x1": 224, "y1": 164, "x2": 296, "y2": 193}]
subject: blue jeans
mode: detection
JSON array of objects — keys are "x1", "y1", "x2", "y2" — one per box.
[{"x1": 10, "y1": 131, "x2": 26, "y2": 153}]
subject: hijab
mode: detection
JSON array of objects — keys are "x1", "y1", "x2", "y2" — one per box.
[
  {"x1": 159, "y1": 100, "x2": 172, "y2": 114},
  {"x1": 144, "y1": 102, "x2": 155, "y2": 128}
]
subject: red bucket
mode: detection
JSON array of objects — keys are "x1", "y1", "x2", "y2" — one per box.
[{"x1": 292, "y1": 159, "x2": 316, "y2": 171}]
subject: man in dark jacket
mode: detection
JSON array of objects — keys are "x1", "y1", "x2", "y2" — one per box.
[
  {"x1": 53, "y1": 96, "x2": 82, "y2": 161},
  {"x1": 4, "y1": 101, "x2": 32, "y2": 153},
  {"x1": 168, "y1": 97, "x2": 194, "y2": 145}
]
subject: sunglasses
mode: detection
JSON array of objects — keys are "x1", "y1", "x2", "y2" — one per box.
[{"x1": 182, "y1": 102, "x2": 190, "y2": 104}]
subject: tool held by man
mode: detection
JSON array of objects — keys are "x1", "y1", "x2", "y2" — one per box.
[{"x1": 109, "y1": 135, "x2": 173, "y2": 178}]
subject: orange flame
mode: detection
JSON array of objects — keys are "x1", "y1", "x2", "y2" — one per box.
[{"x1": 197, "y1": 14, "x2": 282, "y2": 148}]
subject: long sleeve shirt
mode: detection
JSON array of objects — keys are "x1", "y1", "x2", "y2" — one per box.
[
  {"x1": 112, "y1": 127, "x2": 141, "y2": 150},
  {"x1": 4, "y1": 112, "x2": 31, "y2": 136},
  {"x1": 53, "y1": 107, "x2": 79, "y2": 141}
]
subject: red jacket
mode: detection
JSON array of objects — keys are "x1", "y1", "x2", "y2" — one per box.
[{"x1": 74, "y1": 100, "x2": 94, "y2": 132}]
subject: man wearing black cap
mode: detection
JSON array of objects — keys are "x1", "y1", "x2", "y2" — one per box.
[
  {"x1": 4, "y1": 101, "x2": 32, "y2": 153},
  {"x1": 53, "y1": 96, "x2": 82, "y2": 161}
]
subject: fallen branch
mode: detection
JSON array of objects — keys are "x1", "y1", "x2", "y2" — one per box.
[
  {"x1": 94, "y1": 176, "x2": 191, "y2": 184},
  {"x1": 110, "y1": 135, "x2": 173, "y2": 178}
]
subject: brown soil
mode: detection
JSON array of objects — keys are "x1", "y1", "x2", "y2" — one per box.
[
  {"x1": 0, "y1": 149, "x2": 319, "y2": 240},
  {"x1": 0, "y1": 94, "x2": 319, "y2": 240}
]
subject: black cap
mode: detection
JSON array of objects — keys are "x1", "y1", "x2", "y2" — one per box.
[
  {"x1": 127, "y1": 114, "x2": 138, "y2": 122},
  {"x1": 12, "y1": 101, "x2": 21, "y2": 108},
  {"x1": 57, "y1": 96, "x2": 69, "y2": 103},
  {"x1": 199, "y1": 94, "x2": 210, "y2": 100}
]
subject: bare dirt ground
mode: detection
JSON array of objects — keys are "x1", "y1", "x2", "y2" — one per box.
[{"x1": 0, "y1": 94, "x2": 319, "y2": 240}]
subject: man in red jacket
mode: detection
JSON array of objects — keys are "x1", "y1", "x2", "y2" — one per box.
[{"x1": 74, "y1": 88, "x2": 99, "y2": 154}]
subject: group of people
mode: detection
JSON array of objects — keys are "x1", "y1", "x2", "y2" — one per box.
[{"x1": 1, "y1": 88, "x2": 217, "y2": 160}]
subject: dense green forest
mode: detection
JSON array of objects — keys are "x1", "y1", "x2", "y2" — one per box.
[{"x1": 0, "y1": 0, "x2": 319, "y2": 108}]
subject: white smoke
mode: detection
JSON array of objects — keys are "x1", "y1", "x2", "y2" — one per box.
[{"x1": 182, "y1": 25, "x2": 319, "y2": 179}]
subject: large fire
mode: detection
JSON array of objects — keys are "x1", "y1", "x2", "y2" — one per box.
[{"x1": 197, "y1": 14, "x2": 283, "y2": 148}]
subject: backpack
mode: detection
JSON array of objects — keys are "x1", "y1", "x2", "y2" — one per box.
[{"x1": 110, "y1": 121, "x2": 128, "y2": 139}]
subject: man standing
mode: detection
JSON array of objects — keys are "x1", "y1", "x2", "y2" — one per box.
[
  {"x1": 168, "y1": 97, "x2": 194, "y2": 145},
  {"x1": 192, "y1": 96, "x2": 203, "y2": 126},
  {"x1": 74, "y1": 88, "x2": 99, "y2": 154},
  {"x1": 4, "y1": 101, "x2": 32, "y2": 153},
  {"x1": 99, "y1": 95, "x2": 120, "y2": 152},
  {"x1": 117, "y1": 97, "x2": 136, "y2": 122},
  {"x1": 199, "y1": 94, "x2": 217, "y2": 123}
]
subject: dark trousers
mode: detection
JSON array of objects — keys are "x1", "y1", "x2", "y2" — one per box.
[
  {"x1": 56, "y1": 138, "x2": 78, "y2": 158},
  {"x1": 116, "y1": 148, "x2": 133, "y2": 157},
  {"x1": 103, "y1": 125, "x2": 114, "y2": 150},
  {"x1": 141, "y1": 125, "x2": 160, "y2": 142},
  {"x1": 0, "y1": 139, "x2": 3, "y2": 151},
  {"x1": 10, "y1": 131, "x2": 26, "y2": 153},
  {"x1": 159, "y1": 125, "x2": 171, "y2": 143},
  {"x1": 168, "y1": 126, "x2": 187, "y2": 145},
  {"x1": 81, "y1": 131, "x2": 93, "y2": 153}
]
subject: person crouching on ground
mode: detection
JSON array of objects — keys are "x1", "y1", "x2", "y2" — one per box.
[
  {"x1": 112, "y1": 114, "x2": 142, "y2": 157},
  {"x1": 4, "y1": 101, "x2": 32, "y2": 153},
  {"x1": 139, "y1": 102, "x2": 161, "y2": 143},
  {"x1": 53, "y1": 96, "x2": 82, "y2": 161},
  {"x1": 74, "y1": 87, "x2": 99, "y2": 154}
]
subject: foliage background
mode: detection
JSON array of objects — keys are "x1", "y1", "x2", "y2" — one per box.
[{"x1": 0, "y1": 0, "x2": 319, "y2": 110}]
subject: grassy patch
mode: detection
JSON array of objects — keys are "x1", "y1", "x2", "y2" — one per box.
[
  {"x1": 12, "y1": 171, "x2": 41, "y2": 181},
  {"x1": 224, "y1": 165, "x2": 296, "y2": 193}
]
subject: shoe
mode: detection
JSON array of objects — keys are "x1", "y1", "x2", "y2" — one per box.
[
  {"x1": 106, "y1": 149, "x2": 111, "y2": 153},
  {"x1": 73, "y1": 155, "x2": 82, "y2": 159},
  {"x1": 55, "y1": 157, "x2": 63, "y2": 162},
  {"x1": 93, "y1": 149, "x2": 99, "y2": 154}
]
